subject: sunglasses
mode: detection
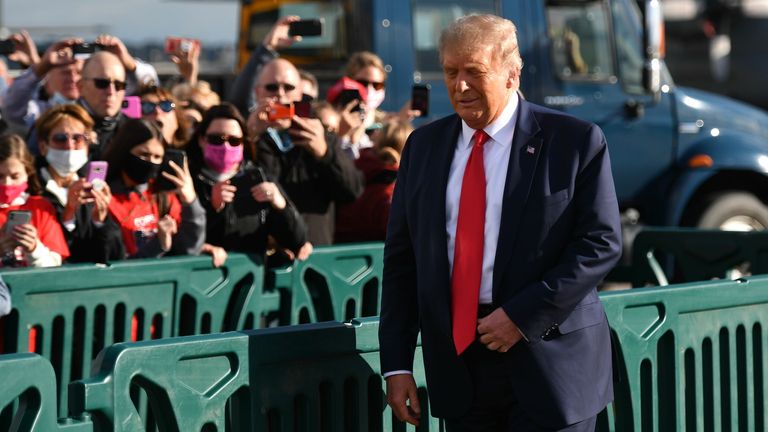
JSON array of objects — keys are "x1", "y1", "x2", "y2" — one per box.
[
  {"x1": 85, "y1": 77, "x2": 127, "y2": 91},
  {"x1": 205, "y1": 134, "x2": 244, "y2": 146},
  {"x1": 355, "y1": 79, "x2": 385, "y2": 91},
  {"x1": 263, "y1": 83, "x2": 296, "y2": 93},
  {"x1": 141, "y1": 100, "x2": 176, "y2": 115},
  {"x1": 50, "y1": 133, "x2": 89, "y2": 145}
]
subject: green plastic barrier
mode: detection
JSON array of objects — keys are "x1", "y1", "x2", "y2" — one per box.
[
  {"x1": 70, "y1": 320, "x2": 439, "y2": 431},
  {"x1": 599, "y1": 276, "x2": 768, "y2": 431},
  {"x1": 630, "y1": 228, "x2": 768, "y2": 287},
  {"x1": 69, "y1": 332, "x2": 250, "y2": 431},
  {"x1": 268, "y1": 243, "x2": 384, "y2": 325},
  {"x1": 0, "y1": 353, "x2": 91, "y2": 431},
  {"x1": 0, "y1": 253, "x2": 269, "y2": 419}
]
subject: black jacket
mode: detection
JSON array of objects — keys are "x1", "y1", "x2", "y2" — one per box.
[{"x1": 256, "y1": 132, "x2": 364, "y2": 245}]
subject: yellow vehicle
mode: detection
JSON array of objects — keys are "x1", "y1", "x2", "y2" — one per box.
[{"x1": 237, "y1": 0, "x2": 373, "y2": 77}]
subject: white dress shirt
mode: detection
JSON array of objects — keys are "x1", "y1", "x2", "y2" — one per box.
[{"x1": 446, "y1": 92, "x2": 519, "y2": 304}]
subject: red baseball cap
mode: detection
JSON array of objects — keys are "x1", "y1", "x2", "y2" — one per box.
[{"x1": 326, "y1": 76, "x2": 368, "y2": 105}]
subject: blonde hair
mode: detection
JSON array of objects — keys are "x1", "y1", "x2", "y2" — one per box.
[
  {"x1": 375, "y1": 119, "x2": 413, "y2": 165},
  {"x1": 345, "y1": 51, "x2": 387, "y2": 81},
  {"x1": 35, "y1": 104, "x2": 94, "y2": 143},
  {"x1": 439, "y1": 14, "x2": 523, "y2": 73}
]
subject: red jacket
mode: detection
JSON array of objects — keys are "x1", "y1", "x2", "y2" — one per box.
[
  {"x1": 335, "y1": 149, "x2": 398, "y2": 243},
  {"x1": 0, "y1": 195, "x2": 70, "y2": 261}
]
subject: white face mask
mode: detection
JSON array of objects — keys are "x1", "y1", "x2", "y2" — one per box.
[
  {"x1": 366, "y1": 88, "x2": 386, "y2": 111},
  {"x1": 46, "y1": 148, "x2": 88, "y2": 176}
]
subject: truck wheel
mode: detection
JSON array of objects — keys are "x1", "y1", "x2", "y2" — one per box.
[{"x1": 696, "y1": 192, "x2": 768, "y2": 231}]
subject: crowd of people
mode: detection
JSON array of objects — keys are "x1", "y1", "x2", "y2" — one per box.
[{"x1": 0, "y1": 16, "x2": 417, "y2": 280}]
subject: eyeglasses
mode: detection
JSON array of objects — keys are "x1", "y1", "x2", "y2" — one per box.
[
  {"x1": 205, "y1": 134, "x2": 244, "y2": 146},
  {"x1": 355, "y1": 79, "x2": 385, "y2": 91},
  {"x1": 85, "y1": 77, "x2": 127, "y2": 91},
  {"x1": 141, "y1": 100, "x2": 176, "y2": 115},
  {"x1": 263, "y1": 83, "x2": 296, "y2": 93},
  {"x1": 50, "y1": 133, "x2": 89, "y2": 145}
]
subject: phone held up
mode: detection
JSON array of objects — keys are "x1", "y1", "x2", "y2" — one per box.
[
  {"x1": 338, "y1": 89, "x2": 363, "y2": 113},
  {"x1": 73, "y1": 43, "x2": 100, "y2": 60},
  {"x1": 267, "y1": 103, "x2": 295, "y2": 122},
  {"x1": 288, "y1": 19, "x2": 324, "y2": 37},
  {"x1": 5, "y1": 210, "x2": 31, "y2": 234},
  {"x1": 155, "y1": 149, "x2": 187, "y2": 192},
  {"x1": 121, "y1": 96, "x2": 142, "y2": 119},
  {"x1": 164, "y1": 37, "x2": 200, "y2": 54},
  {"x1": 85, "y1": 161, "x2": 108, "y2": 191},
  {"x1": 411, "y1": 84, "x2": 430, "y2": 117},
  {"x1": 0, "y1": 39, "x2": 16, "y2": 56}
]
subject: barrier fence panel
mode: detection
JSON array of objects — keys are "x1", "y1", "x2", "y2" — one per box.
[
  {"x1": 0, "y1": 253, "x2": 268, "y2": 420},
  {"x1": 69, "y1": 332, "x2": 250, "y2": 432},
  {"x1": 630, "y1": 228, "x2": 768, "y2": 287},
  {"x1": 267, "y1": 243, "x2": 384, "y2": 325},
  {"x1": 0, "y1": 353, "x2": 91, "y2": 432},
  {"x1": 600, "y1": 276, "x2": 768, "y2": 431}
]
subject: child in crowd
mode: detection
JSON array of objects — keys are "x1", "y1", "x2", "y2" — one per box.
[
  {"x1": 0, "y1": 134, "x2": 69, "y2": 267},
  {"x1": 103, "y1": 118, "x2": 205, "y2": 258},
  {"x1": 335, "y1": 119, "x2": 413, "y2": 242}
]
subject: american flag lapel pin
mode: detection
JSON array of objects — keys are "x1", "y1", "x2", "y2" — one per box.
[{"x1": 526, "y1": 145, "x2": 536, "y2": 155}]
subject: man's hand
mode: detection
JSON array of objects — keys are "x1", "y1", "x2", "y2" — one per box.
[
  {"x1": 288, "y1": 116, "x2": 328, "y2": 159},
  {"x1": 477, "y1": 307, "x2": 523, "y2": 353},
  {"x1": 385, "y1": 374, "x2": 421, "y2": 426},
  {"x1": 263, "y1": 16, "x2": 302, "y2": 51},
  {"x1": 8, "y1": 30, "x2": 41, "y2": 68},
  {"x1": 170, "y1": 40, "x2": 200, "y2": 85},
  {"x1": 32, "y1": 37, "x2": 81, "y2": 78},
  {"x1": 94, "y1": 34, "x2": 136, "y2": 72}
]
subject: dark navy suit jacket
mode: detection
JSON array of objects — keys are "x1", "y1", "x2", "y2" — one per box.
[{"x1": 379, "y1": 99, "x2": 622, "y2": 427}]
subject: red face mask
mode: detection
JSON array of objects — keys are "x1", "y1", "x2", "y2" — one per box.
[{"x1": 0, "y1": 182, "x2": 27, "y2": 204}]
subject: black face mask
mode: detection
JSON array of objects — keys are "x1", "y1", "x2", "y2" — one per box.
[{"x1": 125, "y1": 153, "x2": 162, "y2": 185}]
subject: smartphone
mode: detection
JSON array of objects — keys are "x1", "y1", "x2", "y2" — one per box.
[
  {"x1": 0, "y1": 39, "x2": 16, "y2": 56},
  {"x1": 288, "y1": 19, "x2": 324, "y2": 37},
  {"x1": 155, "y1": 149, "x2": 186, "y2": 192},
  {"x1": 293, "y1": 101, "x2": 313, "y2": 118},
  {"x1": 267, "y1": 103, "x2": 295, "y2": 121},
  {"x1": 5, "y1": 210, "x2": 31, "y2": 234},
  {"x1": 233, "y1": 166, "x2": 268, "y2": 215},
  {"x1": 337, "y1": 89, "x2": 363, "y2": 112},
  {"x1": 72, "y1": 43, "x2": 98, "y2": 60},
  {"x1": 121, "y1": 96, "x2": 142, "y2": 119},
  {"x1": 411, "y1": 84, "x2": 430, "y2": 117},
  {"x1": 86, "y1": 161, "x2": 108, "y2": 191},
  {"x1": 164, "y1": 36, "x2": 200, "y2": 54}
]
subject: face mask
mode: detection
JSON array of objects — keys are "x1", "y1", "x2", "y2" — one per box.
[
  {"x1": 45, "y1": 148, "x2": 88, "y2": 176},
  {"x1": 366, "y1": 88, "x2": 386, "y2": 111},
  {"x1": 50, "y1": 92, "x2": 76, "y2": 106},
  {"x1": 0, "y1": 182, "x2": 27, "y2": 205},
  {"x1": 204, "y1": 143, "x2": 244, "y2": 174},
  {"x1": 267, "y1": 128, "x2": 294, "y2": 153},
  {"x1": 125, "y1": 153, "x2": 161, "y2": 185}
]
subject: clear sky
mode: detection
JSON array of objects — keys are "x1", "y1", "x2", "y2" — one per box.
[{"x1": 2, "y1": 0, "x2": 239, "y2": 45}]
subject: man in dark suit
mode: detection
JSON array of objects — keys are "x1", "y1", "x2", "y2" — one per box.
[{"x1": 379, "y1": 14, "x2": 622, "y2": 431}]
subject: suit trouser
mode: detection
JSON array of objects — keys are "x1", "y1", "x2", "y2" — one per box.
[{"x1": 443, "y1": 328, "x2": 597, "y2": 432}]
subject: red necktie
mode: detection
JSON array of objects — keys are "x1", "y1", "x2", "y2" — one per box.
[{"x1": 451, "y1": 129, "x2": 489, "y2": 355}]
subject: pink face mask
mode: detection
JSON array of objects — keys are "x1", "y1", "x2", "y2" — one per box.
[
  {"x1": 0, "y1": 182, "x2": 27, "y2": 205},
  {"x1": 203, "y1": 143, "x2": 244, "y2": 174}
]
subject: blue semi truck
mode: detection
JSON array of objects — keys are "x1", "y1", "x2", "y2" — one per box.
[{"x1": 239, "y1": 0, "x2": 768, "y2": 232}]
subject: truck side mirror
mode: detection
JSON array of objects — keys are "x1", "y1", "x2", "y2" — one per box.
[{"x1": 643, "y1": 0, "x2": 664, "y2": 101}]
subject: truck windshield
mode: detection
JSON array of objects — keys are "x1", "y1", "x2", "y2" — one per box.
[
  {"x1": 546, "y1": 1, "x2": 615, "y2": 81},
  {"x1": 412, "y1": 0, "x2": 498, "y2": 77},
  {"x1": 611, "y1": 0, "x2": 644, "y2": 93}
]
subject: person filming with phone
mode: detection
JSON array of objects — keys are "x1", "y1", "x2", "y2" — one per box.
[
  {"x1": 103, "y1": 118, "x2": 204, "y2": 259},
  {"x1": 34, "y1": 104, "x2": 124, "y2": 263},
  {"x1": 184, "y1": 103, "x2": 306, "y2": 265},
  {"x1": 0, "y1": 134, "x2": 69, "y2": 268},
  {"x1": 248, "y1": 58, "x2": 363, "y2": 247}
]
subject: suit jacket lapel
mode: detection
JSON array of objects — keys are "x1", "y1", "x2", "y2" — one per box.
[
  {"x1": 430, "y1": 115, "x2": 463, "y2": 300},
  {"x1": 492, "y1": 100, "x2": 543, "y2": 299}
]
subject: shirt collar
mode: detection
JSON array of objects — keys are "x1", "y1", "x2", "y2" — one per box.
[{"x1": 459, "y1": 91, "x2": 519, "y2": 149}]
